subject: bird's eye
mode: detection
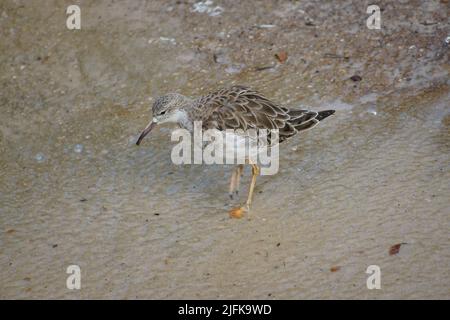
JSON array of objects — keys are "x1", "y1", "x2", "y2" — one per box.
[{"x1": 160, "y1": 110, "x2": 166, "y2": 115}]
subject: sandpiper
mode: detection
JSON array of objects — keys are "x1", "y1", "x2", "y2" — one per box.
[{"x1": 136, "y1": 85, "x2": 335, "y2": 218}]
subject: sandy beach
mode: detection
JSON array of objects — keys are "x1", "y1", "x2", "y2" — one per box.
[{"x1": 0, "y1": 0, "x2": 449, "y2": 299}]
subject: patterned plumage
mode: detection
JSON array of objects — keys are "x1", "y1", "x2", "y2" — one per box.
[
  {"x1": 186, "y1": 85, "x2": 334, "y2": 143},
  {"x1": 136, "y1": 85, "x2": 335, "y2": 218}
]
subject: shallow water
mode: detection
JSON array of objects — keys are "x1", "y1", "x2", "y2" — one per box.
[{"x1": 0, "y1": 0, "x2": 449, "y2": 299}]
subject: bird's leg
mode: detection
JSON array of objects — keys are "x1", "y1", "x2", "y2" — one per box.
[
  {"x1": 228, "y1": 166, "x2": 237, "y2": 199},
  {"x1": 245, "y1": 164, "x2": 260, "y2": 209},
  {"x1": 234, "y1": 164, "x2": 244, "y2": 196},
  {"x1": 229, "y1": 164, "x2": 260, "y2": 219},
  {"x1": 229, "y1": 164, "x2": 244, "y2": 199}
]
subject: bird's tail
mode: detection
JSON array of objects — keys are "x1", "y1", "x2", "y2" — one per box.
[{"x1": 316, "y1": 110, "x2": 335, "y2": 121}]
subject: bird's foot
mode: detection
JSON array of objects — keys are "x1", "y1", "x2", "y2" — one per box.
[{"x1": 229, "y1": 204, "x2": 249, "y2": 219}]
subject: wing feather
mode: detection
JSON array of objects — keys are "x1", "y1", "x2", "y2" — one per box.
[{"x1": 197, "y1": 86, "x2": 331, "y2": 143}]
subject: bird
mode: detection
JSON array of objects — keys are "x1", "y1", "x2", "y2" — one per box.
[{"x1": 136, "y1": 85, "x2": 335, "y2": 218}]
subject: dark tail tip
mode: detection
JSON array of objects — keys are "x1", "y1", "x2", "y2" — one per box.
[{"x1": 316, "y1": 110, "x2": 335, "y2": 121}]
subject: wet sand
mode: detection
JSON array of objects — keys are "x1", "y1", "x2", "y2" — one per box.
[{"x1": 0, "y1": 0, "x2": 449, "y2": 299}]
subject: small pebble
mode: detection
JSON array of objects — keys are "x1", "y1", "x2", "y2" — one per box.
[
  {"x1": 159, "y1": 37, "x2": 176, "y2": 45},
  {"x1": 74, "y1": 144, "x2": 84, "y2": 153},
  {"x1": 367, "y1": 107, "x2": 377, "y2": 116},
  {"x1": 445, "y1": 36, "x2": 450, "y2": 44},
  {"x1": 225, "y1": 65, "x2": 243, "y2": 74},
  {"x1": 257, "y1": 24, "x2": 276, "y2": 29},
  {"x1": 330, "y1": 266, "x2": 341, "y2": 272},
  {"x1": 35, "y1": 152, "x2": 45, "y2": 163}
]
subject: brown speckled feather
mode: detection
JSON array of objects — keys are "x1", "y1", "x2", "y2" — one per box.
[{"x1": 189, "y1": 85, "x2": 334, "y2": 143}]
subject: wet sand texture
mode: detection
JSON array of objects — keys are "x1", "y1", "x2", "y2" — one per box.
[{"x1": 0, "y1": 1, "x2": 449, "y2": 299}]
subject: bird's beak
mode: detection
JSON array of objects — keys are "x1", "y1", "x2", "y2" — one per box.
[{"x1": 136, "y1": 120, "x2": 157, "y2": 145}]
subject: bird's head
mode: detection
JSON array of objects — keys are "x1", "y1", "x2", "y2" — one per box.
[{"x1": 136, "y1": 93, "x2": 190, "y2": 145}]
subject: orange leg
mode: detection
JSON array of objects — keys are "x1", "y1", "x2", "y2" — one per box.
[
  {"x1": 228, "y1": 164, "x2": 244, "y2": 199},
  {"x1": 228, "y1": 167, "x2": 237, "y2": 199},
  {"x1": 229, "y1": 164, "x2": 260, "y2": 219}
]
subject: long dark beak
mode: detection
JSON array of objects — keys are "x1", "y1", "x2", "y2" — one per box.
[{"x1": 136, "y1": 121, "x2": 157, "y2": 146}]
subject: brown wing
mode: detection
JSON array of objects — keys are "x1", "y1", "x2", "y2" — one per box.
[{"x1": 198, "y1": 86, "x2": 326, "y2": 143}]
